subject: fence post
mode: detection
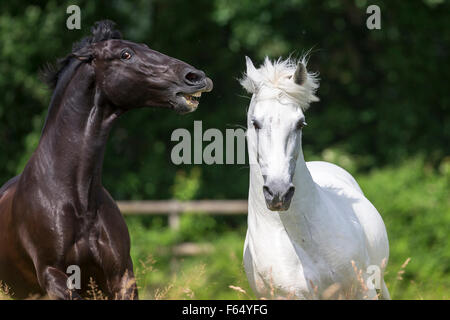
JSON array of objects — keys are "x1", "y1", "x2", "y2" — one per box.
[{"x1": 169, "y1": 210, "x2": 180, "y2": 230}]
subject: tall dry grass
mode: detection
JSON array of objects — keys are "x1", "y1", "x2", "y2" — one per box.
[
  {"x1": 0, "y1": 256, "x2": 443, "y2": 300},
  {"x1": 0, "y1": 281, "x2": 12, "y2": 300}
]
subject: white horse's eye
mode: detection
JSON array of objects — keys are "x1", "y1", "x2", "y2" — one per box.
[
  {"x1": 252, "y1": 119, "x2": 262, "y2": 130},
  {"x1": 296, "y1": 119, "x2": 307, "y2": 130}
]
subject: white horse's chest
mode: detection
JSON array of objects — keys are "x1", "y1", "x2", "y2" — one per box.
[
  {"x1": 244, "y1": 230, "x2": 311, "y2": 298},
  {"x1": 244, "y1": 202, "x2": 367, "y2": 299}
]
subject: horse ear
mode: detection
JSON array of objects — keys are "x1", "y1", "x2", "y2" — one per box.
[
  {"x1": 240, "y1": 56, "x2": 259, "y2": 93},
  {"x1": 293, "y1": 63, "x2": 307, "y2": 86},
  {"x1": 245, "y1": 56, "x2": 257, "y2": 75},
  {"x1": 72, "y1": 46, "x2": 94, "y2": 62}
]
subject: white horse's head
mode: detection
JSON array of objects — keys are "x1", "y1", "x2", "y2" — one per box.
[{"x1": 241, "y1": 56, "x2": 319, "y2": 211}]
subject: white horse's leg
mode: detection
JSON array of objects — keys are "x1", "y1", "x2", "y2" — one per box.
[{"x1": 380, "y1": 280, "x2": 391, "y2": 300}]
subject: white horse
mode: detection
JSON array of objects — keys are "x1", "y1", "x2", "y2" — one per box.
[{"x1": 241, "y1": 56, "x2": 390, "y2": 299}]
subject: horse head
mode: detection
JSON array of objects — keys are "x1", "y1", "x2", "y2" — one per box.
[
  {"x1": 241, "y1": 56, "x2": 319, "y2": 211},
  {"x1": 45, "y1": 20, "x2": 213, "y2": 114}
]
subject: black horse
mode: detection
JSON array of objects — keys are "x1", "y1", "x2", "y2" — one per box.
[{"x1": 0, "y1": 20, "x2": 212, "y2": 299}]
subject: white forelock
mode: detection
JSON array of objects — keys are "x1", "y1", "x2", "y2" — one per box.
[{"x1": 240, "y1": 56, "x2": 320, "y2": 111}]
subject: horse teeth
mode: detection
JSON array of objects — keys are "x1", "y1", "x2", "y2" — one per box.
[
  {"x1": 183, "y1": 94, "x2": 199, "y2": 106},
  {"x1": 192, "y1": 92, "x2": 202, "y2": 97}
]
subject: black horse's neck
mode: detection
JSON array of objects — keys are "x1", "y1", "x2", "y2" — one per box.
[{"x1": 29, "y1": 60, "x2": 120, "y2": 213}]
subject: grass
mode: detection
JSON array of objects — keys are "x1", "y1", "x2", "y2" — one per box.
[
  {"x1": 128, "y1": 225, "x2": 252, "y2": 300},
  {"x1": 0, "y1": 281, "x2": 12, "y2": 300}
]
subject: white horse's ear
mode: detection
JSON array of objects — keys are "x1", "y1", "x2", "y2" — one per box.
[
  {"x1": 245, "y1": 56, "x2": 257, "y2": 74},
  {"x1": 293, "y1": 63, "x2": 307, "y2": 86},
  {"x1": 240, "y1": 56, "x2": 259, "y2": 93}
]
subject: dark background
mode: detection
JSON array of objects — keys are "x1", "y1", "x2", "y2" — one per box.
[
  {"x1": 0, "y1": 0, "x2": 448, "y2": 200},
  {"x1": 0, "y1": 0, "x2": 448, "y2": 299}
]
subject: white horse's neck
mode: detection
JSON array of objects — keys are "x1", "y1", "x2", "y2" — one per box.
[{"x1": 248, "y1": 142, "x2": 322, "y2": 246}]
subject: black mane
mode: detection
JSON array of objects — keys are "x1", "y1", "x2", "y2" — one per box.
[{"x1": 41, "y1": 20, "x2": 122, "y2": 89}]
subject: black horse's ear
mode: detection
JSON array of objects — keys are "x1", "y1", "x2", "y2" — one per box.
[
  {"x1": 72, "y1": 46, "x2": 94, "y2": 62},
  {"x1": 293, "y1": 63, "x2": 307, "y2": 86}
]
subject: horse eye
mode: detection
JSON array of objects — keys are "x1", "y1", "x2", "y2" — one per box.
[
  {"x1": 252, "y1": 119, "x2": 262, "y2": 130},
  {"x1": 121, "y1": 50, "x2": 132, "y2": 60},
  {"x1": 296, "y1": 119, "x2": 307, "y2": 130}
]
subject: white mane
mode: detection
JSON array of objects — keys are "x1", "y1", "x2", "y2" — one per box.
[{"x1": 240, "y1": 56, "x2": 320, "y2": 111}]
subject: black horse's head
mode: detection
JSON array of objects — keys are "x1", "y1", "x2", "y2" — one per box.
[{"x1": 45, "y1": 20, "x2": 213, "y2": 114}]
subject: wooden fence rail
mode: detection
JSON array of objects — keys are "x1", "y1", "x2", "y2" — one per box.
[{"x1": 117, "y1": 200, "x2": 248, "y2": 229}]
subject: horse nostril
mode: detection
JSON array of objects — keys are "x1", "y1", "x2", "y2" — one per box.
[
  {"x1": 185, "y1": 70, "x2": 205, "y2": 84},
  {"x1": 263, "y1": 185, "x2": 273, "y2": 199},
  {"x1": 283, "y1": 186, "x2": 296, "y2": 203}
]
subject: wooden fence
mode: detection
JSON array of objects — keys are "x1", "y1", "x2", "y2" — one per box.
[
  {"x1": 117, "y1": 200, "x2": 248, "y2": 230},
  {"x1": 118, "y1": 200, "x2": 248, "y2": 257}
]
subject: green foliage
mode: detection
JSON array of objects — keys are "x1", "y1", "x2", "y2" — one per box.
[
  {"x1": 358, "y1": 157, "x2": 450, "y2": 299},
  {"x1": 172, "y1": 167, "x2": 202, "y2": 201},
  {"x1": 0, "y1": 1, "x2": 448, "y2": 299}
]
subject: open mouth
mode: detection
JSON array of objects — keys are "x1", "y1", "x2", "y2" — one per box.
[
  {"x1": 182, "y1": 91, "x2": 203, "y2": 107},
  {"x1": 174, "y1": 77, "x2": 213, "y2": 113}
]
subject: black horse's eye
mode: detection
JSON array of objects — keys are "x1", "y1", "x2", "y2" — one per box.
[
  {"x1": 296, "y1": 119, "x2": 307, "y2": 130},
  {"x1": 252, "y1": 119, "x2": 262, "y2": 130},
  {"x1": 121, "y1": 50, "x2": 133, "y2": 60}
]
